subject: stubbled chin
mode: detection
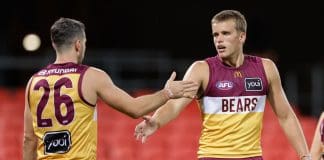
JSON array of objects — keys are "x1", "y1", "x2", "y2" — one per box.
[{"x1": 218, "y1": 51, "x2": 227, "y2": 58}]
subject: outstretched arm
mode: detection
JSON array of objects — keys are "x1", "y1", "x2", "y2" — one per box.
[
  {"x1": 263, "y1": 59, "x2": 311, "y2": 160},
  {"x1": 135, "y1": 61, "x2": 208, "y2": 143},
  {"x1": 310, "y1": 112, "x2": 324, "y2": 160},
  {"x1": 89, "y1": 68, "x2": 198, "y2": 118}
]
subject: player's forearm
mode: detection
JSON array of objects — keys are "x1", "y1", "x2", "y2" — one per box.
[
  {"x1": 278, "y1": 111, "x2": 310, "y2": 159},
  {"x1": 310, "y1": 152, "x2": 320, "y2": 160},
  {"x1": 23, "y1": 136, "x2": 37, "y2": 160},
  {"x1": 152, "y1": 101, "x2": 181, "y2": 128},
  {"x1": 310, "y1": 120, "x2": 323, "y2": 160},
  {"x1": 129, "y1": 89, "x2": 170, "y2": 118}
]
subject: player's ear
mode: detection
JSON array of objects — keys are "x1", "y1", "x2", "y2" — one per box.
[
  {"x1": 51, "y1": 42, "x2": 57, "y2": 50},
  {"x1": 75, "y1": 40, "x2": 81, "y2": 52},
  {"x1": 239, "y1": 32, "x2": 246, "y2": 43}
]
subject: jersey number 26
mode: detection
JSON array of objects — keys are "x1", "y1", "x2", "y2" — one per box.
[{"x1": 34, "y1": 77, "x2": 75, "y2": 127}]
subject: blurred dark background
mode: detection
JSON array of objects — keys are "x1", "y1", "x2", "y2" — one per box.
[{"x1": 0, "y1": 0, "x2": 323, "y2": 116}]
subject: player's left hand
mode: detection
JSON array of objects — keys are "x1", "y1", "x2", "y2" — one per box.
[{"x1": 134, "y1": 115, "x2": 159, "y2": 143}]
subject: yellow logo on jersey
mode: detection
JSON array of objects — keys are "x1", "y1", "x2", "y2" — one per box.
[{"x1": 233, "y1": 71, "x2": 243, "y2": 78}]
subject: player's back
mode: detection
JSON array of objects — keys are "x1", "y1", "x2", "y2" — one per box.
[{"x1": 28, "y1": 62, "x2": 97, "y2": 160}]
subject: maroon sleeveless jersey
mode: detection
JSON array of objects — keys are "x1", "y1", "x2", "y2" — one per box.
[{"x1": 198, "y1": 55, "x2": 268, "y2": 158}]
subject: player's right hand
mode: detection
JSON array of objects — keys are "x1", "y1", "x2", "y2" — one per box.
[{"x1": 164, "y1": 71, "x2": 198, "y2": 99}]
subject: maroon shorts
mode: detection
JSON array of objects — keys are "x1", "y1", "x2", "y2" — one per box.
[{"x1": 199, "y1": 156, "x2": 263, "y2": 160}]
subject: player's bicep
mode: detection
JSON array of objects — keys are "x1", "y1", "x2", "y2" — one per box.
[
  {"x1": 263, "y1": 59, "x2": 291, "y2": 117},
  {"x1": 182, "y1": 61, "x2": 208, "y2": 98},
  {"x1": 95, "y1": 70, "x2": 135, "y2": 111},
  {"x1": 161, "y1": 61, "x2": 207, "y2": 114},
  {"x1": 311, "y1": 112, "x2": 324, "y2": 158}
]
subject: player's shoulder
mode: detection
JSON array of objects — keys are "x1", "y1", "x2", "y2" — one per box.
[
  {"x1": 191, "y1": 60, "x2": 208, "y2": 68},
  {"x1": 87, "y1": 66, "x2": 106, "y2": 73},
  {"x1": 261, "y1": 57, "x2": 277, "y2": 69},
  {"x1": 84, "y1": 66, "x2": 112, "y2": 82},
  {"x1": 260, "y1": 57, "x2": 280, "y2": 83},
  {"x1": 320, "y1": 111, "x2": 324, "y2": 120},
  {"x1": 184, "y1": 60, "x2": 209, "y2": 79}
]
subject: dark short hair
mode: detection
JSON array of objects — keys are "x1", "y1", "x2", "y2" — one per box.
[
  {"x1": 211, "y1": 10, "x2": 247, "y2": 33},
  {"x1": 50, "y1": 17, "x2": 85, "y2": 49}
]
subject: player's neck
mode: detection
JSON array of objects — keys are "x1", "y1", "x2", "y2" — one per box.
[
  {"x1": 221, "y1": 53, "x2": 244, "y2": 68},
  {"x1": 54, "y1": 51, "x2": 78, "y2": 64}
]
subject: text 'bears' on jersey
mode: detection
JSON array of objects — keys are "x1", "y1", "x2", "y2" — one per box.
[{"x1": 202, "y1": 95, "x2": 266, "y2": 114}]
